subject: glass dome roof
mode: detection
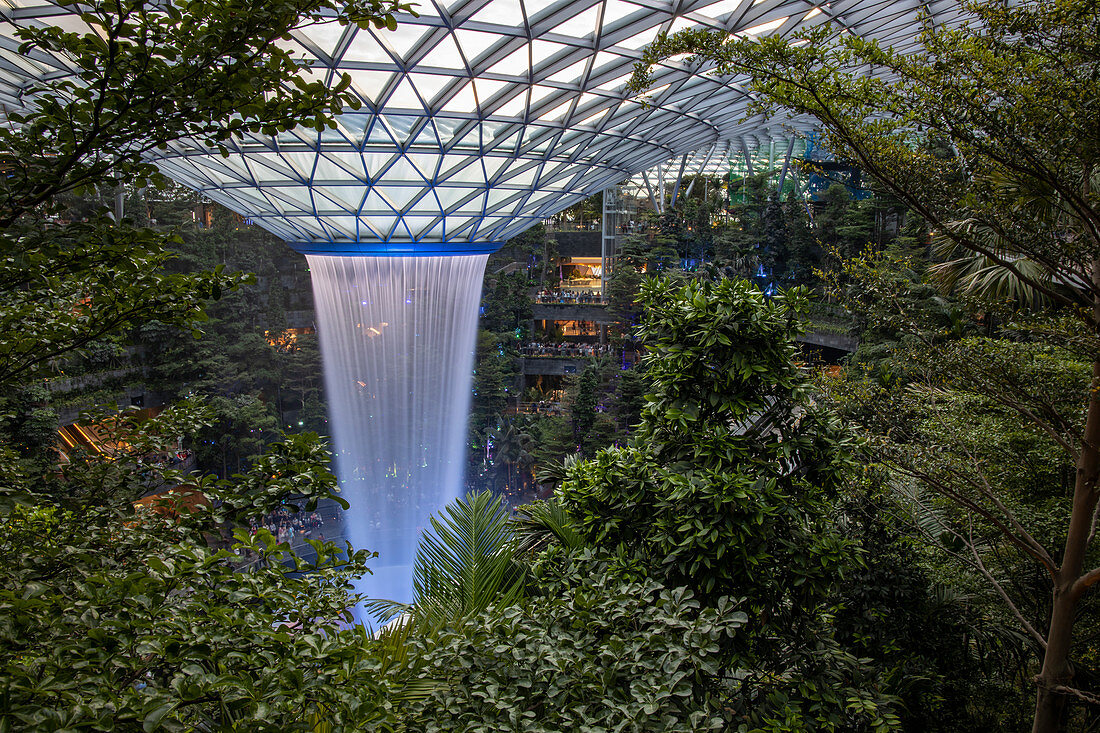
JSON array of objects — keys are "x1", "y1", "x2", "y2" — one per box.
[{"x1": 0, "y1": 0, "x2": 970, "y2": 255}]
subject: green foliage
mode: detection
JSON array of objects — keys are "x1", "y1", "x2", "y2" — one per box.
[
  {"x1": 0, "y1": 405, "x2": 393, "y2": 731},
  {"x1": 398, "y1": 553, "x2": 743, "y2": 733},
  {"x1": 555, "y1": 277, "x2": 895, "y2": 729}
]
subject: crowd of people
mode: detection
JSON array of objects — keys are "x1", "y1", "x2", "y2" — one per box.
[
  {"x1": 534, "y1": 290, "x2": 605, "y2": 305},
  {"x1": 248, "y1": 505, "x2": 329, "y2": 545},
  {"x1": 521, "y1": 342, "x2": 616, "y2": 359}
]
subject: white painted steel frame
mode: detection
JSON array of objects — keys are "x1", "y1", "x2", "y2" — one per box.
[{"x1": 0, "y1": 0, "x2": 970, "y2": 255}]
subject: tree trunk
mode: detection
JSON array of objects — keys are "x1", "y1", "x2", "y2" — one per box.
[{"x1": 1032, "y1": 274, "x2": 1100, "y2": 733}]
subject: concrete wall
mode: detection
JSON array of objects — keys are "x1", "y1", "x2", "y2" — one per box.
[{"x1": 532, "y1": 303, "x2": 614, "y2": 324}]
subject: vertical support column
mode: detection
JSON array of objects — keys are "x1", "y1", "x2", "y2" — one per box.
[
  {"x1": 601, "y1": 186, "x2": 617, "y2": 303},
  {"x1": 778, "y1": 137, "x2": 796, "y2": 194}
]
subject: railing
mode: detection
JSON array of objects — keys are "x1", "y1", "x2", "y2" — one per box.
[
  {"x1": 520, "y1": 344, "x2": 617, "y2": 359},
  {"x1": 534, "y1": 292, "x2": 607, "y2": 305}
]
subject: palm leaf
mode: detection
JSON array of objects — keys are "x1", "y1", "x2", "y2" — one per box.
[
  {"x1": 409, "y1": 490, "x2": 525, "y2": 628},
  {"x1": 511, "y1": 500, "x2": 587, "y2": 555}
]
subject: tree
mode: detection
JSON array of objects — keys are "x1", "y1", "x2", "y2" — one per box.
[
  {"x1": 633, "y1": 1, "x2": 1100, "y2": 727},
  {"x1": 556, "y1": 278, "x2": 895, "y2": 729}
]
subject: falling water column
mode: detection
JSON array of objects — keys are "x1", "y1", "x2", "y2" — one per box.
[{"x1": 307, "y1": 254, "x2": 488, "y2": 607}]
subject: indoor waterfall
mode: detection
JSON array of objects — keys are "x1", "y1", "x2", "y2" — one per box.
[{"x1": 307, "y1": 254, "x2": 488, "y2": 614}]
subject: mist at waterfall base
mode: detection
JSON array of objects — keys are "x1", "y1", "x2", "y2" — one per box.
[{"x1": 307, "y1": 254, "x2": 488, "y2": 620}]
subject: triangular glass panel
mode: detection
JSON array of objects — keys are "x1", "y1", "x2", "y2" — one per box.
[
  {"x1": 481, "y1": 156, "x2": 510, "y2": 180},
  {"x1": 411, "y1": 125, "x2": 442, "y2": 148},
  {"x1": 384, "y1": 115, "x2": 419, "y2": 145},
  {"x1": 521, "y1": 0, "x2": 559, "y2": 23},
  {"x1": 503, "y1": 164, "x2": 539, "y2": 186},
  {"x1": 346, "y1": 69, "x2": 394, "y2": 106},
  {"x1": 360, "y1": 189, "x2": 394, "y2": 215},
  {"x1": 295, "y1": 21, "x2": 349, "y2": 62},
  {"x1": 473, "y1": 78, "x2": 510, "y2": 108},
  {"x1": 486, "y1": 43, "x2": 530, "y2": 78},
  {"x1": 530, "y1": 39, "x2": 570, "y2": 67},
  {"x1": 535, "y1": 97, "x2": 572, "y2": 123},
  {"x1": 554, "y1": 5, "x2": 600, "y2": 38},
  {"x1": 603, "y1": 0, "x2": 643, "y2": 25},
  {"x1": 407, "y1": 154, "x2": 442, "y2": 180},
  {"x1": 527, "y1": 84, "x2": 561, "y2": 109},
  {"x1": 439, "y1": 81, "x2": 478, "y2": 114},
  {"x1": 384, "y1": 76, "x2": 424, "y2": 109},
  {"x1": 433, "y1": 186, "x2": 474, "y2": 211},
  {"x1": 408, "y1": 72, "x2": 458, "y2": 107},
  {"x1": 319, "y1": 185, "x2": 367, "y2": 211},
  {"x1": 402, "y1": 216, "x2": 440, "y2": 238},
  {"x1": 376, "y1": 185, "x2": 424, "y2": 211},
  {"x1": 377, "y1": 25, "x2": 428, "y2": 62},
  {"x1": 416, "y1": 33, "x2": 467, "y2": 70},
  {"x1": 615, "y1": 25, "x2": 661, "y2": 50},
  {"x1": 492, "y1": 88, "x2": 529, "y2": 118},
  {"x1": 544, "y1": 57, "x2": 590, "y2": 85},
  {"x1": 362, "y1": 215, "x2": 398, "y2": 239},
  {"x1": 280, "y1": 152, "x2": 318, "y2": 180},
  {"x1": 470, "y1": 0, "x2": 525, "y2": 29},
  {"x1": 340, "y1": 27, "x2": 391, "y2": 63},
  {"x1": 453, "y1": 29, "x2": 501, "y2": 65}
]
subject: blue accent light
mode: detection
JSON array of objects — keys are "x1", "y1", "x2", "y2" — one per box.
[{"x1": 287, "y1": 240, "x2": 505, "y2": 257}]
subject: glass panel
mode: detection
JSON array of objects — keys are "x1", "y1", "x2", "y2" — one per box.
[
  {"x1": 341, "y1": 27, "x2": 391, "y2": 63},
  {"x1": 521, "y1": 0, "x2": 559, "y2": 22},
  {"x1": 439, "y1": 81, "x2": 477, "y2": 114},
  {"x1": 695, "y1": 0, "x2": 748, "y2": 19},
  {"x1": 535, "y1": 98, "x2": 571, "y2": 122},
  {"x1": 319, "y1": 185, "x2": 367, "y2": 210},
  {"x1": 295, "y1": 20, "x2": 348, "y2": 60},
  {"x1": 553, "y1": 4, "x2": 600, "y2": 38},
  {"x1": 444, "y1": 162, "x2": 486, "y2": 183},
  {"x1": 416, "y1": 33, "x2": 467, "y2": 70},
  {"x1": 376, "y1": 24, "x2": 427, "y2": 61},
  {"x1": 377, "y1": 185, "x2": 423, "y2": 210},
  {"x1": 473, "y1": 78, "x2": 509, "y2": 106},
  {"x1": 486, "y1": 43, "x2": 530, "y2": 77},
  {"x1": 470, "y1": 0, "x2": 525, "y2": 29},
  {"x1": 602, "y1": 0, "x2": 642, "y2": 24},
  {"x1": 409, "y1": 72, "x2": 455, "y2": 105},
  {"x1": 433, "y1": 186, "x2": 473, "y2": 210},
  {"x1": 615, "y1": 25, "x2": 660, "y2": 50},
  {"x1": 382, "y1": 155, "x2": 426, "y2": 182},
  {"x1": 363, "y1": 215, "x2": 397, "y2": 238},
  {"x1": 545, "y1": 57, "x2": 589, "y2": 84},
  {"x1": 504, "y1": 166, "x2": 538, "y2": 186},
  {"x1": 482, "y1": 156, "x2": 510, "y2": 179},
  {"x1": 384, "y1": 76, "x2": 424, "y2": 109},
  {"x1": 407, "y1": 153, "x2": 442, "y2": 179},
  {"x1": 493, "y1": 89, "x2": 528, "y2": 117},
  {"x1": 740, "y1": 16, "x2": 788, "y2": 36},
  {"x1": 530, "y1": 39, "x2": 568, "y2": 66},
  {"x1": 454, "y1": 29, "x2": 501, "y2": 64}
]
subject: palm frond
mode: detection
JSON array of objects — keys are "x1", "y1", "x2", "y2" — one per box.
[
  {"x1": 511, "y1": 500, "x2": 587, "y2": 555},
  {"x1": 410, "y1": 491, "x2": 525, "y2": 628},
  {"x1": 535, "y1": 452, "x2": 583, "y2": 486},
  {"x1": 928, "y1": 220, "x2": 1066, "y2": 308}
]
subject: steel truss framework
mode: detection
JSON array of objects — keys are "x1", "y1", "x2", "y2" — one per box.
[{"x1": 0, "y1": 0, "x2": 970, "y2": 255}]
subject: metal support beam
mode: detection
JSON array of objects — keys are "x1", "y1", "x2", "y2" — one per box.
[
  {"x1": 641, "y1": 170, "x2": 660, "y2": 213},
  {"x1": 683, "y1": 142, "x2": 717, "y2": 199},
  {"x1": 669, "y1": 153, "x2": 689, "y2": 209},
  {"x1": 777, "y1": 137, "x2": 796, "y2": 193},
  {"x1": 600, "y1": 187, "x2": 615, "y2": 299},
  {"x1": 740, "y1": 139, "x2": 755, "y2": 177}
]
